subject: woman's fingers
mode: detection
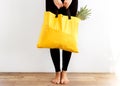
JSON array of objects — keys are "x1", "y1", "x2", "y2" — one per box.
[
  {"x1": 63, "y1": 0, "x2": 72, "y2": 9},
  {"x1": 53, "y1": 0, "x2": 63, "y2": 9},
  {"x1": 53, "y1": 0, "x2": 72, "y2": 9}
]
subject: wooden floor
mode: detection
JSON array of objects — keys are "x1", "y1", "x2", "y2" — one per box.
[{"x1": 0, "y1": 72, "x2": 119, "y2": 86}]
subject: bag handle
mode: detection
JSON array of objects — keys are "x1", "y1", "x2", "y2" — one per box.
[{"x1": 55, "y1": 8, "x2": 71, "y2": 19}]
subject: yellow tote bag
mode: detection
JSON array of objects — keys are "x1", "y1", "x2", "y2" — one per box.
[{"x1": 36, "y1": 10, "x2": 80, "y2": 53}]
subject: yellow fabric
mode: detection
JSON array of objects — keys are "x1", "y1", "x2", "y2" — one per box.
[{"x1": 36, "y1": 11, "x2": 80, "y2": 53}]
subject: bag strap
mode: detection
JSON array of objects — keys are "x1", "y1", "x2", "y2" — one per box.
[
  {"x1": 66, "y1": 8, "x2": 71, "y2": 19},
  {"x1": 55, "y1": 8, "x2": 71, "y2": 19},
  {"x1": 55, "y1": 9, "x2": 59, "y2": 18}
]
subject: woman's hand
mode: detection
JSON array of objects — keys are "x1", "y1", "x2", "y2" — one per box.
[
  {"x1": 63, "y1": 0, "x2": 72, "y2": 9},
  {"x1": 53, "y1": 0, "x2": 63, "y2": 9}
]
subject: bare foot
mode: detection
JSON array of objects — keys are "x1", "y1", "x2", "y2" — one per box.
[
  {"x1": 61, "y1": 71, "x2": 69, "y2": 84},
  {"x1": 51, "y1": 72, "x2": 61, "y2": 84}
]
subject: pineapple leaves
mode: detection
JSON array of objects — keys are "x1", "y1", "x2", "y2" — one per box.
[{"x1": 76, "y1": 5, "x2": 91, "y2": 20}]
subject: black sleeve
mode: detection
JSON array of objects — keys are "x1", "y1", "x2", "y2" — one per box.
[{"x1": 69, "y1": 0, "x2": 78, "y2": 16}]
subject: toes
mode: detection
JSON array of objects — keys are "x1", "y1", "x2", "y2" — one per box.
[
  {"x1": 61, "y1": 79, "x2": 69, "y2": 84},
  {"x1": 60, "y1": 79, "x2": 64, "y2": 84},
  {"x1": 51, "y1": 79, "x2": 56, "y2": 84},
  {"x1": 56, "y1": 80, "x2": 60, "y2": 84},
  {"x1": 51, "y1": 79, "x2": 60, "y2": 84},
  {"x1": 51, "y1": 80, "x2": 55, "y2": 84},
  {"x1": 56, "y1": 81, "x2": 60, "y2": 84}
]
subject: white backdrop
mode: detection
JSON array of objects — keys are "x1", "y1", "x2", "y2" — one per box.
[{"x1": 0, "y1": 0, "x2": 119, "y2": 72}]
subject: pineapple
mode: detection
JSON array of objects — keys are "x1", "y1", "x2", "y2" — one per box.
[{"x1": 76, "y1": 5, "x2": 91, "y2": 20}]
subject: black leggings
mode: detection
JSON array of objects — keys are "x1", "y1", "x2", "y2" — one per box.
[
  {"x1": 50, "y1": 49, "x2": 72, "y2": 72},
  {"x1": 46, "y1": 0, "x2": 78, "y2": 72}
]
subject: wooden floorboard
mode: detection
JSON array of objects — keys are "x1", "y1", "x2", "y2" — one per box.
[{"x1": 0, "y1": 72, "x2": 119, "y2": 86}]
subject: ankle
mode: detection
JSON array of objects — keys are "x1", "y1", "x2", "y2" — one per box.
[
  {"x1": 55, "y1": 71, "x2": 61, "y2": 76},
  {"x1": 56, "y1": 71, "x2": 61, "y2": 74},
  {"x1": 62, "y1": 70, "x2": 67, "y2": 73},
  {"x1": 62, "y1": 70, "x2": 68, "y2": 76}
]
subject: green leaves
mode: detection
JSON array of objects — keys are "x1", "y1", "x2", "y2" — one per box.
[{"x1": 76, "y1": 5, "x2": 91, "y2": 20}]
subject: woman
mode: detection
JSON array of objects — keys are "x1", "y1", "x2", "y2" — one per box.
[{"x1": 46, "y1": 0, "x2": 78, "y2": 84}]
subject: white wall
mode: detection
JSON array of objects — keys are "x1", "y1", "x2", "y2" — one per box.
[{"x1": 0, "y1": 0, "x2": 118, "y2": 72}]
